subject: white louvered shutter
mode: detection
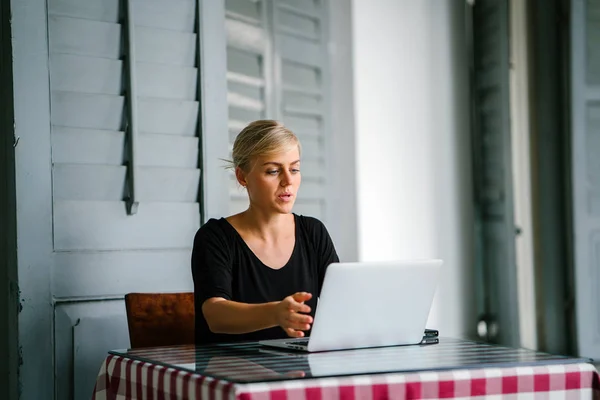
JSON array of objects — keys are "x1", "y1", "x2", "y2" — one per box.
[
  {"x1": 225, "y1": 0, "x2": 270, "y2": 214},
  {"x1": 225, "y1": 0, "x2": 331, "y2": 222},
  {"x1": 47, "y1": 0, "x2": 201, "y2": 398}
]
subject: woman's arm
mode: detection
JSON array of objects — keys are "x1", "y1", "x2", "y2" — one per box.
[{"x1": 202, "y1": 292, "x2": 313, "y2": 337}]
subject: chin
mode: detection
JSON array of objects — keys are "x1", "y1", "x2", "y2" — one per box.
[{"x1": 275, "y1": 204, "x2": 295, "y2": 214}]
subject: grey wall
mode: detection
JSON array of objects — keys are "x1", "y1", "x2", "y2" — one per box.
[
  {"x1": 352, "y1": 0, "x2": 475, "y2": 338},
  {"x1": 0, "y1": 0, "x2": 19, "y2": 398},
  {"x1": 328, "y1": 0, "x2": 358, "y2": 261}
]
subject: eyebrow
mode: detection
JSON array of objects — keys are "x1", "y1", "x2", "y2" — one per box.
[{"x1": 262, "y1": 160, "x2": 301, "y2": 166}]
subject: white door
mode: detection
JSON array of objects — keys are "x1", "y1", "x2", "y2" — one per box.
[{"x1": 571, "y1": 0, "x2": 600, "y2": 359}]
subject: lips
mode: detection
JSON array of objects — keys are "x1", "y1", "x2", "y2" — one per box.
[{"x1": 278, "y1": 193, "x2": 294, "y2": 202}]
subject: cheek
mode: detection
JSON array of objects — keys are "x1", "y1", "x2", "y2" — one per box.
[
  {"x1": 247, "y1": 176, "x2": 275, "y2": 196},
  {"x1": 291, "y1": 174, "x2": 301, "y2": 187}
]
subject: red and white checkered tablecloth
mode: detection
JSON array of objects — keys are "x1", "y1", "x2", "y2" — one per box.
[{"x1": 92, "y1": 354, "x2": 600, "y2": 399}]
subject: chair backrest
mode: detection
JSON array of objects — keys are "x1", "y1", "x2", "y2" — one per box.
[{"x1": 124, "y1": 292, "x2": 195, "y2": 348}]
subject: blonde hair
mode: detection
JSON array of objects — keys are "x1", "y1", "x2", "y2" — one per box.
[{"x1": 229, "y1": 120, "x2": 301, "y2": 171}]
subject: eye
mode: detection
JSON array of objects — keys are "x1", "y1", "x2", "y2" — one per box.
[
  {"x1": 290, "y1": 168, "x2": 301, "y2": 174},
  {"x1": 266, "y1": 169, "x2": 279, "y2": 176}
]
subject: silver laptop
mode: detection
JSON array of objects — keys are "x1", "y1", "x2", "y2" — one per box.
[{"x1": 259, "y1": 259, "x2": 442, "y2": 353}]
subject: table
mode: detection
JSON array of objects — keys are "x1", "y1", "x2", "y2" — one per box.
[{"x1": 92, "y1": 337, "x2": 600, "y2": 399}]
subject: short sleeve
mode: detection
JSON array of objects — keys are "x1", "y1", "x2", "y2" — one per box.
[
  {"x1": 191, "y1": 220, "x2": 233, "y2": 305},
  {"x1": 298, "y1": 216, "x2": 339, "y2": 292},
  {"x1": 315, "y1": 219, "x2": 340, "y2": 287}
]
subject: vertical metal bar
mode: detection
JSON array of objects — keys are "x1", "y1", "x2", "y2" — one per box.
[{"x1": 124, "y1": 0, "x2": 139, "y2": 215}]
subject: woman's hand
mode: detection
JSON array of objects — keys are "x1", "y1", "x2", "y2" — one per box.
[{"x1": 275, "y1": 292, "x2": 313, "y2": 337}]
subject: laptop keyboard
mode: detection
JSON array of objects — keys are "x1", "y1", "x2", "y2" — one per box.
[{"x1": 288, "y1": 339, "x2": 309, "y2": 346}]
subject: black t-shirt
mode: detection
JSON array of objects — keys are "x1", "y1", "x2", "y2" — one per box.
[{"x1": 191, "y1": 214, "x2": 339, "y2": 345}]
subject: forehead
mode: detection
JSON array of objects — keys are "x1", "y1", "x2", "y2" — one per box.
[{"x1": 256, "y1": 146, "x2": 300, "y2": 164}]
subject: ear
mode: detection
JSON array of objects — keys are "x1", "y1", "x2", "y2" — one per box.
[{"x1": 235, "y1": 166, "x2": 247, "y2": 188}]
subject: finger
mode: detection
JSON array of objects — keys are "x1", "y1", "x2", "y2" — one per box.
[
  {"x1": 283, "y1": 370, "x2": 306, "y2": 378},
  {"x1": 292, "y1": 292, "x2": 312, "y2": 303},
  {"x1": 288, "y1": 313, "x2": 313, "y2": 325},
  {"x1": 285, "y1": 321, "x2": 311, "y2": 331},
  {"x1": 288, "y1": 301, "x2": 311, "y2": 314},
  {"x1": 285, "y1": 327, "x2": 305, "y2": 338},
  {"x1": 285, "y1": 327, "x2": 306, "y2": 337},
  {"x1": 285, "y1": 317, "x2": 311, "y2": 331}
]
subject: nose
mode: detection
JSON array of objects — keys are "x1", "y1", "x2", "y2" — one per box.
[{"x1": 280, "y1": 170, "x2": 292, "y2": 186}]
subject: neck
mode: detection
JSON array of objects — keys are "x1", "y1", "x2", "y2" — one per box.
[{"x1": 241, "y1": 207, "x2": 293, "y2": 241}]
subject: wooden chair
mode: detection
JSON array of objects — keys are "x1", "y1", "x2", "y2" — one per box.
[{"x1": 124, "y1": 292, "x2": 195, "y2": 348}]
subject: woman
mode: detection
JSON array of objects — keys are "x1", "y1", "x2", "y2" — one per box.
[{"x1": 192, "y1": 120, "x2": 339, "y2": 345}]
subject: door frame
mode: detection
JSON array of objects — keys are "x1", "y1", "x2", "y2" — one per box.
[{"x1": 0, "y1": 0, "x2": 20, "y2": 397}]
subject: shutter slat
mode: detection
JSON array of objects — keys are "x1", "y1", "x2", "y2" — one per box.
[
  {"x1": 228, "y1": 106, "x2": 263, "y2": 128},
  {"x1": 300, "y1": 159, "x2": 324, "y2": 181},
  {"x1": 138, "y1": 98, "x2": 199, "y2": 136},
  {"x1": 227, "y1": 72, "x2": 265, "y2": 88},
  {"x1": 48, "y1": 18, "x2": 197, "y2": 66},
  {"x1": 48, "y1": 0, "x2": 119, "y2": 24},
  {"x1": 278, "y1": 9, "x2": 319, "y2": 41},
  {"x1": 282, "y1": 91, "x2": 321, "y2": 115},
  {"x1": 227, "y1": 47, "x2": 263, "y2": 79},
  {"x1": 53, "y1": 164, "x2": 126, "y2": 201},
  {"x1": 137, "y1": 63, "x2": 198, "y2": 100},
  {"x1": 51, "y1": 129, "x2": 199, "y2": 168},
  {"x1": 279, "y1": 34, "x2": 321, "y2": 67},
  {"x1": 134, "y1": 0, "x2": 195, "y2": 33},
  {"x1": 137, "y1": 167, "x2": 200, "y2": 202},
  {"x1": 49, "y1": 16, "x2": 121, "y2": 59},
  {"x1": 51, "y1": 92, "x2": 124, "y2": 131},
  {"x1": 54, "y1": 201, "x2": 200, "y2": 250},
  {"x1": 228, "y1": 92, "x2": 265, "y2": 111},
  {"x1": 282, "y1": 62, "x2": 319, "y2": 90},
  {"x1": 228, "y1": 81, "x2": 264, "y2": 102},
  {"x1": 283, "y1": 115, "x2": 321, "y2": 137},
  {"x1": 51, "y1": 127, "x2": 125, "y2": 165},
  {"x1": 53, "y1": 164, "x2": 200, "y2": 202},
  {"x1": 136, "y1": 27, "x2": 197, "y2": 67},
  {"x1": 277, "y1": 0, "x2": 320, "y2": 20},
  {"x1": 297, "y1": 136, "x2": 322, "y2": 159},
  {"x1": 138, "y1": 133, "x2": 199, "y2": 168},
  {"x1": 225, "y1": 0, "x2": 262, "y2": 24},
  {"x1": 226, "y1": 18, "x2": 266, "y2": 53},
  {"x1": 50, "y1": 54, "x2": 122, "y2": 95}
]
